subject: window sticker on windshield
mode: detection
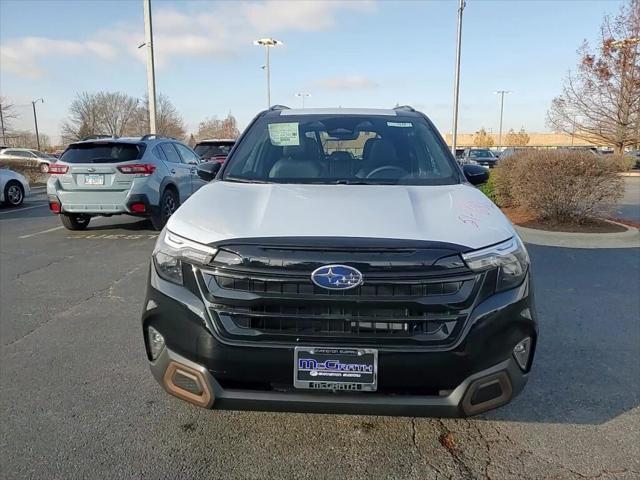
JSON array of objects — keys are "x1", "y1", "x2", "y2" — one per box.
[
  {"x1": 268, "y1": 123, "x2": 300, "y2": 146},
  {"x1": 387, "y1": 122, "x2": 413, "y2": 128}
]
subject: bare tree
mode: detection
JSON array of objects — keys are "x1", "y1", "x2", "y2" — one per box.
[
  {"x1": 505, "y1": 127, "x2": 530, "y2": 147},
  {"x1": 61, "y1": 92, "x2": 104, "y2": 141},
  {"x1": 547, "y1": 1, "x2": 639, "y2": 153},
  {"x1": 473, "y1": 127, "x2": 494, "y2": 148},
  {"x1": 131, "y1": 94, "x2": 186, "y2": 139},
  {"x1": 0, "y1": 97, "x2": 18, "y2": 144},
  {"x1": 196, "y1": 113, "x2": 240, "y2": 141},
  {"x1": 97, "y1": 92, "x2": 139, "y2": 137}
]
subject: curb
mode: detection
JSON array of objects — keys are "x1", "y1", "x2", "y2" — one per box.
[
  {"x1": 618, "y1": 171, "x2": 640, "y2": 177},
  {"x1": 515, "y1": 220, "x2": 640, "y2": 249}
]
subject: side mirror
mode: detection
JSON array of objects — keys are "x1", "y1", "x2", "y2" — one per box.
[
  {"x1": 463, "y1": 164, "x2": 489, "y2": 186},
  {"x1": 197, "y1": 161, "x2": 221, "y2": 182}
]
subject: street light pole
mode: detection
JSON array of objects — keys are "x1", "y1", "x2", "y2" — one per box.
[
  {"x1": 31, "y1": 98, "x2": 44, "y2": 151},
  {"x1": 254, "y1": 38, "x2": 283, "y2": 108},
  {"x1": 450, "y1": 0, "x2": 465, "y2": 155},
  {"x1": 295, "y1": 93, "x2": 311, "y2": 108},
  {"x1": 0, "y1": 104, "x2": 5, "y2": 145},
  {"x1": 494, "y1": 90, "x2": 511, "y2": 150},
  {"x1": 143, "y1": 0, "x2": 157, "y2": 134}
]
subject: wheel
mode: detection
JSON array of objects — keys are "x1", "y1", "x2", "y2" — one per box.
[
  {"x1": 4, "y1": 181, "x2": 24, "y2": 207},
  {"x1": 151, "y1": 188, "x2": 179, "y2": 231},
  {"x1": 40, "y1": 163, "x2": 50, "y2": 173},
  {"x1": 60, "y1": 213, "x2": 91, "y2": 230}
]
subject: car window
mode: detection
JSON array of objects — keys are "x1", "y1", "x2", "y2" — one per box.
[
  {"x1": 224, "y1": 114, "x2": 458, "y2": 185},
  {"x1": 152, "y1": 145, "x2": 168, "y2": 162},
  {"x1": 174, "y1": 143, "x2": 200, "y2": 164},
  {"x1": 60, "y1": 142, "x2": 144, "y2": 163},
  {"x1": 194, "y1": 142, "x2": 234, "y2": 158},
  {"x1": 469, "y1": 150, "x2": 493, "y2": 158},
  {"x1": 160, "y1": 143, "x2": 181, "y2": 163}
]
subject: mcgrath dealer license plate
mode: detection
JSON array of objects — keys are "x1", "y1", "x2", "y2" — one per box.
[
  {"x1": 294, "y1": 347, "x2": 378, "y2": 392},
  {"x1": 84, "y1": 174, "x2": 104, "y2": 185}
]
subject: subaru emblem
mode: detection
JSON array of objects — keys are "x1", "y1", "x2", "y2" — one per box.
[{"x1": 311, "y1": 265, "x2": 363, "y2": 291}]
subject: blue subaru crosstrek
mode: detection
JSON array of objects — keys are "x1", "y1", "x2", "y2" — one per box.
[{"x1": 47, "y1": 135, "x2": 205, "y2": 230}]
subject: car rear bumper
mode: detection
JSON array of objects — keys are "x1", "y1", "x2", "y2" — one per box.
[{"x1": 47, "y1": 177, "x2": 158, "y2": 215}]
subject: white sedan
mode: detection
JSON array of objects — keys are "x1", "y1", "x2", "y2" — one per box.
[{"x1": 0, "y1": 168, "x2": 30, "y2": 207}]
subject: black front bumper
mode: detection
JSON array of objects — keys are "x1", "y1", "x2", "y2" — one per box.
[{"x1": 142, "y1": 265, "x2": 537, "y2": 417}]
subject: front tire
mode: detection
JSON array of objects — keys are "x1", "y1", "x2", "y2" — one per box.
[
  {"x1": 60, "y1": 213, "x2": 91, "y2": 230},
  {"x1": 151, "y1": 188, "x2": 179, "y2": 231},
  {"x1": 4, "y1": 181, "x2": 24, "y2": 207}
]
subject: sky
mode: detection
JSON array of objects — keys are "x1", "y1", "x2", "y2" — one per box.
[{"x1": 0, "y1": 0, "x2": 626, "y2": 143}]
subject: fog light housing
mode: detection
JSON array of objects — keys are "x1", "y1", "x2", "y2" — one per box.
[
  {"x1": 147, "y1": 326, "x2": 165, "y2": 360},
  {"x1": 513, "y1": 337, "x2": 532, "y2": 371}
]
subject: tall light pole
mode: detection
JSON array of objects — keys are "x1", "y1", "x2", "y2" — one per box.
[
  {"x1": 254, "y1": 38, "x2": 283, "y2": 108},
  {"x1": 0, "y1": 103, "x2": 5, "y2": 145},
  {"x1": 295, "y1": 93, "x2": 311, "y2": 108},
  {"x1": 494, "y1": 90, "x2": 511, "y2": 150},
  {"x1": 450, "y1": 0, "x2": 465, "y2": 155},
  {"x1": 143, "y1": 0, "x2": 157, "y2": 134},
  {"x1": 31, "y1": 98, "x2": 44, "y2": 151}
]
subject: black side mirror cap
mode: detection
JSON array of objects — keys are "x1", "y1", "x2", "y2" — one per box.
[
  {"x1": 197, "y1": 161, "x2": 222, "y2": 182},
  {"x1": 462, "y1": 164, "x2": 489, "y2": 185}
]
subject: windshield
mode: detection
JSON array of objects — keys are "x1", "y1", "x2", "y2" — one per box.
[
  {"x1": 469, "y1": 149, "x2": 494, "y2": 158},
  {"x1": 223, "y1": 114, "x2": 459, "y2": 185},
  {"x1": 60, "y1": 142, "x2": 144, "y2": 163},
  {"x1": 195, "y1": 142, "x2": 234, "y2": 158}
]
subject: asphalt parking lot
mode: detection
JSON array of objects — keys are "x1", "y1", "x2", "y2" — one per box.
[{"x1": 1, "y1": 188, "x2": 639, "y2": 480}]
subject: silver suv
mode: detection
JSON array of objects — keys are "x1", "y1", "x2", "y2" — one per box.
[{"x1": 47, "y1": 135, "x2": 204, "y2": 230}]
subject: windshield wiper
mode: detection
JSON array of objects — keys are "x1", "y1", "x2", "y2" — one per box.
[
  {"x1": 330, "y1": 179, "x2": 398, "y2": 185},
  {"x1": 225, "y1": 176, "x2": 270, "y2": 184}
]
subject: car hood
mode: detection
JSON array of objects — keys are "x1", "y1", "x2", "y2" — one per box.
[{"x1": 167, "y1": 182, "x2": 515, "y2": 250}]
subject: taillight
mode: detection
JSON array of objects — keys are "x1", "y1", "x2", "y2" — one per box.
[
  {"x1": 130, "y1": 203, "x2": 146, "y2": 213},
  {"x1": 118, "y1": 164, "x2": 156, "y2": 175},
  {"x1": 49, "y1": 164, "x2": 69, "y2": 174},
  {"x1": 49, "y1": 201, "x2": 61, "y2": 213}
]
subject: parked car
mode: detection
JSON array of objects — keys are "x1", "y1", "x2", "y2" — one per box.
[
  {"x1": 46, "y1": 135, "x2": 205, "y2": 231},
  {"x1": 460, "y1": 148, "x2": 498, "y2": 168},
  {"x1": 194, "y1": 139, "x2": 236, "y2": 163},
  {"x1": 0, "y1": 167, "x2": 30, "y2": 207},
  {"x1": 142, "y1": 105, "x2": 537, "y2": 417},
  {"x1": 499, "y1": 147, "x2": 529, "y2": 159},
  {"x1": 0, "y1": 148, "x2": 56, "y2": 173}
]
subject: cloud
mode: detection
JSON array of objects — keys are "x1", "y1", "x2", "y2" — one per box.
[
  {"x1": 319, "y1": 75, "x2": 379, "y2": 90},
  {"x1": 1, "y1": 1, "x2": 376, "y2": 78},
  {"x1": 0, "y1": 37, "x2": 116, "y2": 79},
  {"x1": 242, "y1": 0, "x2": 375, "y2": 33}
]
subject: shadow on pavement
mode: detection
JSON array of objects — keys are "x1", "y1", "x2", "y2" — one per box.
[{"x1": 85, "y1": 218, "x2": 155, "y2": 232}]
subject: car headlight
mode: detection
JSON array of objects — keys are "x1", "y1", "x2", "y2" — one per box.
[
  {"x1": 462, "y1": 236, "x2": 529, "y2": 292},
  {"x1": 152, "y1": 228, "x2": 218, "y2": 285}
]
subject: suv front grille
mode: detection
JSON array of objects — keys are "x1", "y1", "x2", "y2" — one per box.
[
  {"x1": 193, "y1": 243, "x2": 483, "y2": 348},
  {"x1": 213, "y1": 274, "x2": 464, "y2": 298}
]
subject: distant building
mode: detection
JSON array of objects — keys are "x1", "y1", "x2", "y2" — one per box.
[{"x1": 443, "y1": 132, "x2": 600, "y2": 148}]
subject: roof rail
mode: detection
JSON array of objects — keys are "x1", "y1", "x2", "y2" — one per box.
[
  {"x1": 269, "y1": 105, "x2": 290, "y2": 111},
  {"x1": 81, "y1": 135, "x2": 116, "y2": 141},
  {"x1": 141, "y1": 134, "x2": 179, "y2": 141},
  {"x1": 393, "y1": 105, "x2": 416, "y2": 112}
]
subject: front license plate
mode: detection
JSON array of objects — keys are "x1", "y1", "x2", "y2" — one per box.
[
  {"x1": 294, "y1": 347, "x2": 378, "y2": 392},
  {"x1": 85, "y1": 174, "x2": 104, "y2": 185}
]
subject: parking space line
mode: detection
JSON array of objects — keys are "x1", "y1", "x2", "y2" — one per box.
[
  {"x1": 18, "y1": 226, "x2": 64, "y2": 239},
  {"x1": 0, "y1": 203, "x2": 48, "y2": 216}
]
